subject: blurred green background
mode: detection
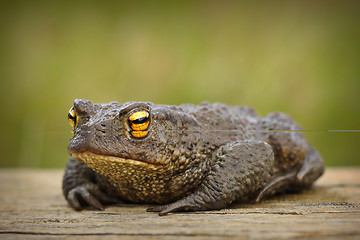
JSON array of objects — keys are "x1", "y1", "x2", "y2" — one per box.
[{"x1": 0, "y1": 0, "x2": 359, "y2": 168}]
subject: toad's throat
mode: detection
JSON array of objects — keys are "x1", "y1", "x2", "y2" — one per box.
[
  {"x1": 70, "y1": 151, "x2": 178, "y2": 204},
  {"x1": 70, "y1": 151, "x2": 164, "y2": 173}
]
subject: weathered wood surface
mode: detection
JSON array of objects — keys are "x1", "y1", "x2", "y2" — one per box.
[{"x1": 0, "y1": 168, "x2": 359, "y2": 239}]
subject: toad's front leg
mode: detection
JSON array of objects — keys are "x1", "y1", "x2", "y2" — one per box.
[
  {"x1": 147, "y1": 140, "x2": 275, "y2": 215},
  {"x1": 63, "y1": 158, "x2": 121, "y2": 211}
]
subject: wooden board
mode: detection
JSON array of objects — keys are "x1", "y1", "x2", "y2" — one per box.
[{"x1": 0, "y1": 168, "x2": 359, "y2": 239}]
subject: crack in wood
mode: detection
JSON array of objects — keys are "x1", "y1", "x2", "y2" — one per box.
[{"x1": 0, "y1": 231, "x2": 233, "y2": 237}]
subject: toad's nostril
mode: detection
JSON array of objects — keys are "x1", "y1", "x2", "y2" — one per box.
[{"x1": 97, "y1": 123, "x2": 107, "y2": 134}]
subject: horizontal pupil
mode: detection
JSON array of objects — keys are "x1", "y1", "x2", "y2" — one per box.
[
  {"x1": 132, "y1": 117, "x2": 148, "y2": 124},
  {"x1": 68, "y1": 113, "x2": 76, "y2": 120}
]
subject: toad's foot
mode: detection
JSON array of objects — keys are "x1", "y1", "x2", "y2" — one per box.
[{"x1": 67, "y1": 183, "x2": 120, "y2": 211}]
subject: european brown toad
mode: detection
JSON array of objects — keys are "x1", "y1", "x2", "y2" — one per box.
[{"x1": 63, "y1": 99, "x2": 324, "y2": 215}]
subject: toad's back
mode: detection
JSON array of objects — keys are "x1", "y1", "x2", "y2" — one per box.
[{"x1": 180, "y1": 102, "x2": 315, "y2": 175}]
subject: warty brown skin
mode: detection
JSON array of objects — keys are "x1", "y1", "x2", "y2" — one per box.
[{"x1": 63, "y1": 99, "x2": 325, "y2": 215}]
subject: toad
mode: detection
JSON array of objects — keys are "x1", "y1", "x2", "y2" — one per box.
[{"x1": 63, "y1": 99, "x2": 324, "y2": 215}]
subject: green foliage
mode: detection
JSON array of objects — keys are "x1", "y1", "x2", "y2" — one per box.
[{"x1": 0, "y1": 1, "x2": 359, "y2": 167}]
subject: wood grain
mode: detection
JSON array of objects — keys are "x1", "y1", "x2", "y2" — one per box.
[{"x1": 0, "y1": 168, "x2": 359, "y2": 239}]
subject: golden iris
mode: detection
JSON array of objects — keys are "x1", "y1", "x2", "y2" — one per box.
[
  {"x1": 68, "y1": 107, "x2": 77, "y2": 128},
  {"x1": 128, "y1": 110, "x2": 150, "y2": 138}
]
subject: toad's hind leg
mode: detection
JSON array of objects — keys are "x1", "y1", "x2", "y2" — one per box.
[
  {"x1": 256, "y1": 147, "x2": 324, "y2": 202},
  {"x1": 294, "y1": 147, "x2": 324, "y2": 187},
  {"x1": 147, "y1": 140, "x2": 275, "y2": 215}
]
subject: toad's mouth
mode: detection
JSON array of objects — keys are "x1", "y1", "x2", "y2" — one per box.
[{"x1": 70, "y1": 151, "x2": 164, "y2": 170}]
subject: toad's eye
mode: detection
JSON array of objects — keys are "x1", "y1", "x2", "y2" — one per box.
[
  {"x1": 68, "y1": 107, "x2": 79, "y2": 128},
  {"x1": 128, "y1": 110, "x2": 150, "y2": 138}
]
